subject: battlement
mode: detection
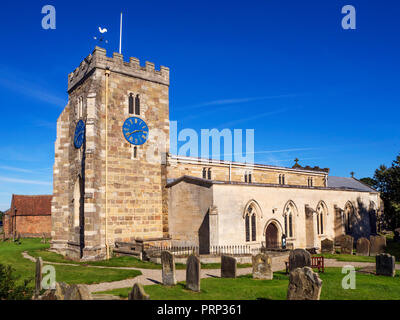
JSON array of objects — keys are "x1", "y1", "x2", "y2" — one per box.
[{"x1": 67, "y1": 46, "x2": 170, "y2": 93}]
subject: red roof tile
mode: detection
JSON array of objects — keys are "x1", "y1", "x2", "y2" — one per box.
[{"x1": 10, "y1": 195, "x2": 52, "y2": 216}]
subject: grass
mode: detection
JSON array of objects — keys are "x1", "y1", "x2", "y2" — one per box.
[
  {"x1": 28, "y1": 247, "x2": 252, "y2": 270},
  {"x1": 99, "y1": 267, "x2": 400, "y2": 300},
  {"x1": 0, "y1": 238, "x2": 142, "y2": 286}
]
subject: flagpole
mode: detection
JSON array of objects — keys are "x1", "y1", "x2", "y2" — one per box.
[{"x1": 119, "y1": 12, "x2": 123, "y2": 54}]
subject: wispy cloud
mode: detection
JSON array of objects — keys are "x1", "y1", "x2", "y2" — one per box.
[
  {"x1": 0, "y1": 166, "x2": 35, "y2": 174},
  {"x1": 0, "y1": 176, "x2": 52, "y2": 186},
  {"x1": 177, "y1": 94, "x2": 302, "y2": 111}
]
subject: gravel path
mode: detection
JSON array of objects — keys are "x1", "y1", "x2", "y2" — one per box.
[{"x1": 21, "y1": 251, "x2": 400, "y2": 294}]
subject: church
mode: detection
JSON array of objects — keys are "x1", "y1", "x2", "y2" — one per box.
[{"x1": 50, "y1": 47, "x2": 381, "y2": 261}]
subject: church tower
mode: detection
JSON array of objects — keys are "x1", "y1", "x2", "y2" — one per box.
[{"x1": 51, "y1": 47, "x2": 170, "y2": 261}]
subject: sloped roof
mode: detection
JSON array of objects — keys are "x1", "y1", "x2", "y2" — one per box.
[
  {"x1": 10, "y1": 195, "x2": 52, "y2": 216},
  {"x1": 327, "y1": 177, "x2": 377, "y2": 193}
]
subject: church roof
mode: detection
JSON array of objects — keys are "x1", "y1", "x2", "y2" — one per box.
[{"x1": 327, "y1": 176, "x2": 377, "y2": 193}]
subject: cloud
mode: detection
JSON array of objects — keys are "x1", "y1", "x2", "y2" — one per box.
[
  {"x1": 0, "y1": 176, "x2": 52, "y2": 186},
  {"x1": 0, "y1": 166, "x2": 35, "y2": 174}
]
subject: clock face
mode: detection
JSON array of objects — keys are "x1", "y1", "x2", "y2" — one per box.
[
  {"x1": 74, "y1": 120, "x2": 85, "y2": 149},
  {"x1": 122, "y1": 117, "x2": 149, "y2": 146}
]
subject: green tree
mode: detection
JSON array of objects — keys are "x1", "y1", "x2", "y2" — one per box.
[
  {"x1": 373, "y1": 154, "x2": 400, "y2": 230},
  {"x1": 0, "y1": 264, "x2": 33, "y2": 300},
  {"x1": 360, "y1": 177, "x2": 377, "y2": 188}
]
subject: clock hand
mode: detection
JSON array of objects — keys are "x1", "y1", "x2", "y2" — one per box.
[{"x1": 126, "y1": 130, "x2": 144, "y2": 137}]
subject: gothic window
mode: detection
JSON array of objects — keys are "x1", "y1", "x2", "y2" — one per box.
[
  {"x1": 245, "y1": 214, "x2": 250, "y2": 242},
  {"x1": 249, "y1": 173, "x2": 252, "y2": 183},
  {"x1": 284, "y1": 201, "x2": 296, "y2": 238},
  {"x1": 251, "y1": 213, "x2": 256, "y2": 241},
  {"x1": 202, "y1": 168, "x2": 207, "y2": 179},
  {"x1": 135, "y1": 95, "x2": 140, "y2": 115},
  {"x1": 282, "y1": 175, "x2": 286, "y2": 185},
  {"x1": 244, "y1": 173, "x2": 248, "y2": 183},
  {"x1": 317, "y1": 201, "x2": 327, "y2": 235},
  {"x1": 129, "y1": 93, "x2": 134, "y2": 114},
  {"x1": 344, "y1": 202, "x2": 354, "y2": 233},
  {"x1": 308, "y1": 177, "x2": 314, "y2": 187},
  {"x1": 245, "y1": 205, "x2": 257, "y2": 242},
  {"x1": 207, "y1": 168, "x2": 212, "y2": 180},
  {"x1": 279, "y1": 174, "x2": 286, "y2": 185}
]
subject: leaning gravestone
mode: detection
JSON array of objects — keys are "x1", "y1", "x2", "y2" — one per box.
[
  {"x1": 289, "y1": 249, "x2": 311, "y2": 272},
  {"x1": 186, "y1": 254, "x2": 201, "y2": 292},
  {"x1": 221, "y1": 255, "x2": 237, "y2": 278},
  {"x1": 35, "y1": 257, "x2": 43, "y2": 296},
  {"x1": 128, "y1": 283, "x2": 150, "y2": 300},
  {"x1": 287, "y1": 267, "x2": 323, "y2": 300},
  {"x1": 252, "y1": 253, "x2": 273, "y2": 280},
  {"x1": 340, "y1": 235, "x2": 353, "y2": 255},
  {"x1": 370, "y1": 235, "x2": 386, "y2": 256},
  {"x1": 356, "y1": 237, "x2": 370, "y2": 256},
  {"x1": 321, "y1": 239, "x2": 334, "y2": 254},
  {"x1": 161, "y1": 251, "x2": 177, "y2": 286},
  {"x1": 376, "y1": 253, "x2": 396, "y2": 277}
]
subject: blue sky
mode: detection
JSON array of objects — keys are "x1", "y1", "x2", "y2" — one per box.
[{"x1": 0, "y1": 0, "x2": 399, "y2": 210}]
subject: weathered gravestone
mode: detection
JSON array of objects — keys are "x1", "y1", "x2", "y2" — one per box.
[
  {"x1": 41, "y1": 233, "x2": 46, "y2": 244},
  {"x1": 64, "y1": 284, "x2": 93, "y2": 300},
  {"x1": 287, "y1": 267, "x2": 323, "y2": 300},
  {"x1": 370, "y1": 235, "x2": 386, "y2": 256},
  {"x1": 128, "y1": 283, "x2": 150, "y2": 300},
  {"x1": 221, "y1": 255, "x2": 237, "y2": 278},
  {"x1": 252, "y1": 253, "x2": 273, "y2": 280},
  {"x1": 376, "y1": 253, "x2": 396, "y2": 277},
  {"x1": 161, "y1": 251, "x2": 177, "y2": 286},
  {"x1": 340, "y1": 235, "x2": 353, "y2": 255},
  {"x1": 321, "y1": 239, "x2": 334, "y2": 254},
  {"x1": 186, "y1": 254, "x2": 201, "y2": 292},
  {"x1": 38, "y1": 282, "x2": 67, "y2": 300},
  {"x1": 356, "y1": 237, "x2": 370, "y2": 256},
  {"x1": 35, "y1": 257, "x2": 43, "y2": 296},
  {"x1": 289, "y1": 249, "x2": 311, "y2": 272}
]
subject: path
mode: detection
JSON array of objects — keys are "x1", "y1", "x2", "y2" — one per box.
[{"x1": 22, "y1": 251, "x2": 400, "y2": 294}]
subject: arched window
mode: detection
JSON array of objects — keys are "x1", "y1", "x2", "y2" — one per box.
[
  {"x1": 207, "y1": 168, "x2": 212, "y2": 180},
  {"x1": 133, "y1": 146, "x2": 137, "y2": 158},
  {"x1": 344, "y1": 201, "x2": 354, "y2": 233},
  {"x1": 244, "y1": 173, "x2": 248, "y2": 183},
  {"x1": 316, "y1": 201, "x2": 327, "y2": 235},
  {"x1": 135, "y1": 95, "x2": 140, "y2": 115},
  {"x1": 282, "y1": 175, "x2": 286, "y2": 185},
  {"x1": 244, "y1": 205, "x2": 257, "y2": 242},
  {"x1": 202, "y1": 168, "x2": 207, "y2": 179},
  {"x1": 279, "y1": 175, "x2": 282, "y2": 185},
  {"x1": 129, "y1": 93, "x2": 134, "y2": 114},
  {"x1": 283, "y1": 201, "x2": 296, "y2": 238},
  {"x1": 249, "y1": 173, "x2": 252, "y2": 183}
]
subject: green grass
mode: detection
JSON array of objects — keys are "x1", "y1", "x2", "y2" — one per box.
[
  {"x1": 29, "y1": 248, "x2": 252, "y2": 270},
  {"x1": 0, "y1": 238, "x2": 142, "y2": 286},
  {"x1": 99, "y1": 268, "x2": 400, "y2": 300}
]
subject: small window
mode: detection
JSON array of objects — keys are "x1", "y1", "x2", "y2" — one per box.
[
  {"x1": 135, "y1": 95, "x2": 140, "y2": 115},
  {"x1": 202, "y1": 168, "x2": 207, "y2": 179},
  {"x1": 129, "y1": 93, "x2": 134, "y2": 114},
  {"x1": 245, "y1": 215, "x2": 250, "y2": 242},
  {"x1": 244, "y1": 174, "x2": 248, "y2": 183},
  {"x1": 207, "y1": 168, "x2": 212, "y2": 180},
  {"x1": 251, "y1": 214, "x2": 256, "y2": 241},
  {"x1": 133, "y1": 146, "x2": 137, "y2": 158},
  {"x1": 249, "y1": 173, "x2": 252, "y2": 184}
]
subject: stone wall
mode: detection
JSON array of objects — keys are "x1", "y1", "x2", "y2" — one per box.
[{"x1": 3, "y1": 215, "x2": 51, "y2": 238}]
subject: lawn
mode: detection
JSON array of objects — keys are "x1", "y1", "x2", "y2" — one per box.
[
  {"x1": 0, "y1": 238, "x2": 141, "y2": 286},
  {"x1": 29, "y1": 247, "x2": 252, "y2": 270},
  {"x1": 99, "y1": 268, "x2": 400, "y2": 300}
]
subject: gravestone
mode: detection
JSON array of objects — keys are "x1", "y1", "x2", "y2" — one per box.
[
  {"x1": 252, "y1": 253, "x2": 273, "y2": 280},
  {"x1": 356, "y1": 237, "x2": 370, "y2": 256},
  {"x1": 161, "y1": 251, "x2": 177, "y2": 286},
  {"x1": 340, "y1": 235, "x2": 353, "y2": 255},
  {"x1": 321, "y1": 239, "x2": 334, "y2": 254},
  {"x1": 370, "y1": 235, "x2": 386, "y2": 256},
  {"x1": 41, "y1": 233, "x2": 46, "y2": 244},
  {"x1": 376, "y1": 253, "x2": 396, "y2": 277},
  {"x1": 287, "y1": 267, "x2": 323, "y2": 300},
  {"x1": 128, "y1": 283, "x2": 150, "y2": 300},
  {"x1": 289, "y1": 249, "x2": 311, "y2": 272},
  {"x1": 186, "y1": 254, "x2": 201, "y2": 292},
  {"x1": 221, "y1": 255, "x2": 237, "y2": 278},
  {"x1": 64, "y1": 284, "x2": 93, "y2": 300},
  {"x1": 35, "y1": 257, "x2": 43, "y2": 296}
]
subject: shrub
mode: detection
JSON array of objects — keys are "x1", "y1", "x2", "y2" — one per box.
[{"x1": 0, "y1": 263, "x2": 33, "y2": 300}]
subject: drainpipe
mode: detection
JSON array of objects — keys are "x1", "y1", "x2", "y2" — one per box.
[{"x1": 105, "y1": 68, "x2": 110, "y2": 260}]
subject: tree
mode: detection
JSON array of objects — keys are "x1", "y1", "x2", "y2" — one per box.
[
  {"x1": 373, "y1": 154, "x2": 400, "y2": 230},
  {"x1": 0, "y1": 264, "x2": 33, "y2": 300},
  {"x1": 360, "y1": 177, "x2": 377, "y2": 188}
]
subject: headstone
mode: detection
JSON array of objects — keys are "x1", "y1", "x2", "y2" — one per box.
[
  {"x1": 376, "y1": 253, "x2": 396, "y2": 277},
  {"x1": 340, "y1": 235, "x2": 353, "y2": 255},
  {"x1": 221, "y1": 255, "x2": 237, "y2": 278},
  {"x1": 289, "y1": 249, "x2": 311, "y2": 272},
  {"x1": 186, "y1": 254, "x2": 201, "y2": 292},
  {"x1": 64, "y1": 284, "x2": 93, "y2": 300},
  {"x1": 287, "y1": 267, "x2": 323, "y2": 300},
  {"x1": 39, "y1": 282, "x2": 65, "y2": 300},
  {"x1": 128, "y1": 283, "x2": 150, "y2": 300},
  {"x1": 370, "y1": 235, "x2": 386, "y2": 256},
  {"x1": 35, "y1": 257, "x2": 43, "y2": 296},
  {"x1": 41, "y1": 233, "x2": 46, "y2": 244},
  {"x1": 321, "y1": 239, "x2": 334, "y2": 254},
  {"x1": 356, "y1": 237, "x2": 370, "y2": 256},
  {"x1": 252, "y1": 253, "x2": 273, "y2": 280},
  {"x1": 161, "y1": 251, "x2": 177, "y2": 286}
]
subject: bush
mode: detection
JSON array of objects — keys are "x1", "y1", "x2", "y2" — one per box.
[{"x1": 0, "y1": 263, "x2": 33, "y2": 300}]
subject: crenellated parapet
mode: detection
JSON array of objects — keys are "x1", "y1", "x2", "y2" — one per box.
[{"x1": 67, "y1": 46, "x2": 170, "y2": 93}]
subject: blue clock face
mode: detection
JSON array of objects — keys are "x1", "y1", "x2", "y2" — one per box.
[
  {"x1": 122, "y1": 117, "x2": 149, "y2": 145},
  {"x1": 74, "y1": 120, "x2": 85, "y2": 149}
]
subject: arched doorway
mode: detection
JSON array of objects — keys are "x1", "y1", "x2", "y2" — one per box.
[{"x1": 265, "y1": 223, "x2": 279, "y2": 249}]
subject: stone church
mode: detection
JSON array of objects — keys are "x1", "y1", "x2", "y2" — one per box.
[{"x1": 50, "y1": 47, "x2": 381, "y2": 261}]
